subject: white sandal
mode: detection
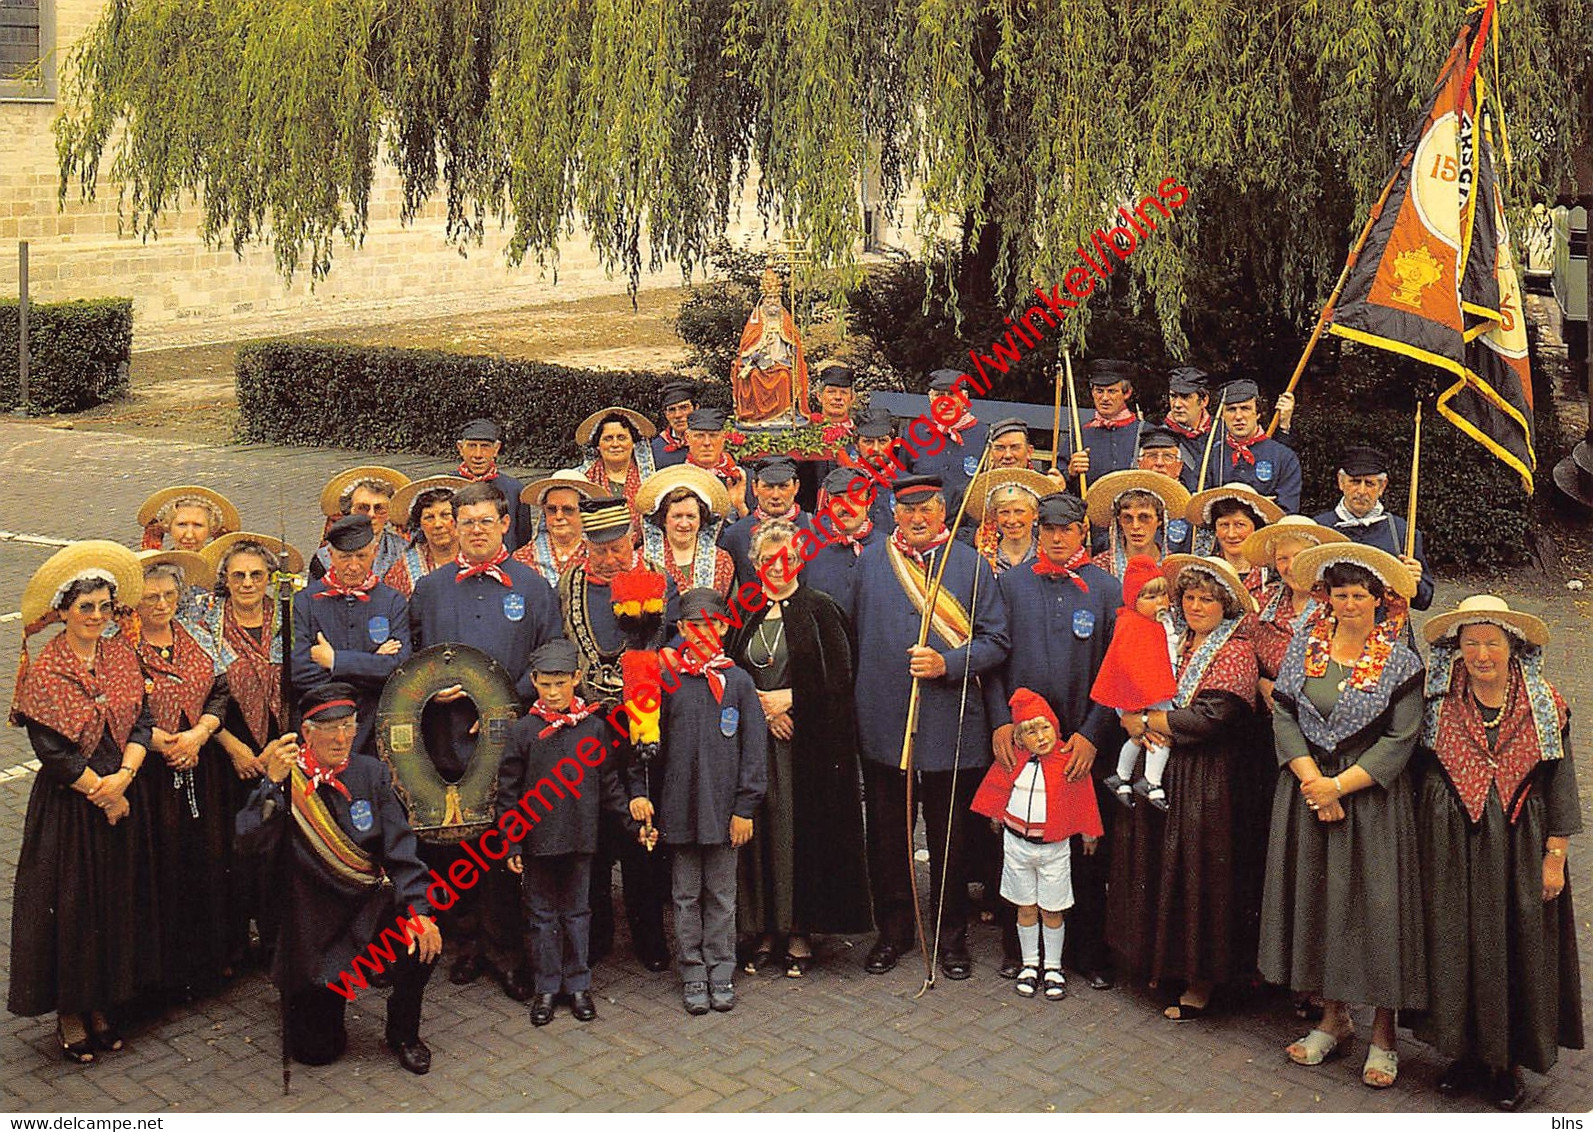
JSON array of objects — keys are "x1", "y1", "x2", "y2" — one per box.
[
  {"x1": 1287, "y1": 1025, "x2": 1352, "y2": 1066},
  {"x1": 1362, "y1": 1045, "x2": 1398, "y2": 1088}
]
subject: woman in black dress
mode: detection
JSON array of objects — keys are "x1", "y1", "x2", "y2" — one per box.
[
  {"x1": 730, "y1": 519, "x2": 871, "y2": 977},
  {"x1": 8, "y1": 542, "x2": 156, "y2": 1062}
]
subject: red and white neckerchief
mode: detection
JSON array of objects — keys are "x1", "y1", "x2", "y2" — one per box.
[
  {"x1": 753, "y1": 503, "x2": 800, "y2": 531},
  {"x1": 1086, "y1": 408, "x2": 1138, "y2": 430},
  {"x1": 316, "y1": 572, "x2": 379, "y2": 601},
  {"x1": 1033, "y1": 545, "x2": 1092, "y2": 591},
  {"x1": 527, "y1": 696, "x2": 600, "y2": 740},
  {"x1": 298, "y1": 745, "x2": 352, "y2": 801},
  {"x1": 1226, "y1": 430, "x2": 1263, "y2": 468},
  {"x1": 1162, "y1": 412, "x2": 1210, "y2": 440},
  {"x1": 658, "y1": 427, "x2": 687, "y2": 453},
  {"x1": 679, "y1": 650, "x2": 736, "y2": 704},
  {"x1": 836, "y1": 518, "x2": 874, "y2": 556},
  {"x1": 936, "y1": 409, "x2": 980, "y2": 446},
  {"x1": 890, "y1": 526, "x2": 951, "y2": 570},
  {"x1": 455, "y1": 546, "x2": 512, "y2": 586},
  {"x1": 457, "y1": 460, "x2": 499, "y2": 483},
  {"x1": 689, "y1": 453, "x2": 740, "y2": 486}
]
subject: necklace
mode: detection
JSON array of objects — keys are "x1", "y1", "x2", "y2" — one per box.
[
  {"x1": 749, "y1": 613, "x2": 784, "y2": 670},
  {"x1": 1472, "y1": 690, "x2": 1506, "y2": 729}
]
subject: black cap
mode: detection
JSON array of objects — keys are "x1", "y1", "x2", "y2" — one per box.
[
  {"x1": 1037, "y1": 492, "x2": 1087, "y2": 527},
  {"x1": 1088, "y1": 359, "x2": 1137, "y2": 387},
  {"x1": 1220, "y1": 379, "x2": 1260, "y2": 404},
  {"x1": 856, "y1": 406, "x2": 896, "y2": 438},
  {"x1": 686, "y1": 407, "x2": 727, "y2": 432},
  {"x1": 458, "y1": 418, "x2": 502, "y2": 442},
  {"x1": 892, "y1": 474, "x2": 943, "y2": 501},
  {"x1": 1167, "y1": 366, "x2": 1209, "y2": 395},
  {"x1": 529, "y1": 638, "x2": 581, "y2": 675},
  {"x1": 927, "y1": 368, "x2": 970, "y2": 394},
  {"x1": 678, "y1": 587, "x2": 731, "y2": 623},
  {"x1": 989, "y1": 417, "x2": 1029, "y2": 442},
  {"x1": 300, "y1": 681, "x2": 358, "y2": 722},
  {"x1": 326, "y1": 514, "x2": 375, "y2": 552},
  {"x1": 822, "y1": 466, "x2": 868, "y2": 498},
  {"x1": 1137, "y1": 425, "x2": 1184, "y2": 451},
  {"x1": 578, "y1": 499, "x2": 633, "y2": 544},
  {"x1": 659, "y1": 381, "x2": 697, "y2": 410},
  {"x1": 753, "y1": 457, "x2": 798, "y2": 485},
  {"x1": 816, "y1": 363, "x2": 855, "y2": 389},
  {"x1": 1338, "y1": 446, "x2": 1389, "y2": 477}
]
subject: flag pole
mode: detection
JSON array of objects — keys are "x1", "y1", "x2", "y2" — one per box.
[
  {"x1": 1065, "y1": 352, "x2": 1087, "y2": 496},
  {"x1": 1406, "y1": 401, "x2": 1422, "y2": 559}
]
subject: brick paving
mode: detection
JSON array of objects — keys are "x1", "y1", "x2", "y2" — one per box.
[{"x1": 0, "y1": 418, "x2": 1588, "y2": 1114}]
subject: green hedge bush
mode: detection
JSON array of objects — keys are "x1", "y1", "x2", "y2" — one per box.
[{"x1": 0, "y1": 297, "x2": 133, "y2": 413}]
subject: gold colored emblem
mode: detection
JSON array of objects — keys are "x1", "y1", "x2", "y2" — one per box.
[
  {"x1": 1391, "y1": 245, "x2": 1443, "y2": 307},
  {"x1": 388, "y1": 722, "x2": 413, "y2": 753}
]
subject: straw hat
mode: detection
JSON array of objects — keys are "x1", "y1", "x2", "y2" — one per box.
[
  {"x1": 635, "y1": 464, "x2": 731, "y2": 520},
  {"x1": 521, "y1": 469, "x2": 606, "y2": 508},
  {"x1": 966, "y1": 468, "x2": 1058, "y2": 521},
  {"x1": 136, "y1": 485, "x2": 241, "y2": 534},
  {"x1": 1239, "y1": 515, "x2": 1349, "y2": 568},
  {"x1": 200, "y1": 532, "x2": 306, "y2": 578},
  {"x1": 135, "y1": 548, "x2": 211, "y2": 588},
  {"x1": 575, "y1": 406, "x2": 657, "y2": 447},
  {"x1": 1085, "y1": 469, "x2": 1192, "y2": 529},
  {"x1": 1291, "y1": 541, "x2": 1416, "y2": 600},
  {"x1": 21, "y1": 541, "x2": 144, "y2": 627},
  {"x1": 1160, "y1": 553, "x2": 1258, "y2": 615},
  {"x1": 1184, "y1": 482, "x2": 1285, "y2": 528},
  {"x1": 391, "y1": 476, "x2": 470, "y2": 525},
  {"x1": 318, "y1": 466, "x2": 411, "y2": 518},
  {"x1": 1422, "y1": 594, "x2": 1548, "y2": 647}
]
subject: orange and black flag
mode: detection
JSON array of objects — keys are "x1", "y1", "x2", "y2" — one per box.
[{"x1": 1326, "y1": 0, "x2": 1535, "y2": 492}]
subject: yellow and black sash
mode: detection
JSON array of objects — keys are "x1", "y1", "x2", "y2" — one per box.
[
  {"x1": 290, "y1": 767, "x2": 385, "y2": 894},
  {"x1": 885, "y1": 539, "x2": 972, "y2": 650}
]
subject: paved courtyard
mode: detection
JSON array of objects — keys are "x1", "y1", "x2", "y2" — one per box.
[{"x1": 0, "y1": 419, "x2": 1588, "y2": 1113}]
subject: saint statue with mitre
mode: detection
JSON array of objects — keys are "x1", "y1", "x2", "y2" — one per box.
[{"x1": 730, "y1": 265, "x2": 810, "y2": 427}]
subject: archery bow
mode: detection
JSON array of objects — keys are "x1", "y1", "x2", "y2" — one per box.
[{"x1": 274, "y1": 492, "x2": 297, "y2": 1096}]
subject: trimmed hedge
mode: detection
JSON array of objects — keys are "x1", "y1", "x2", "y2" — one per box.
[
  {"x1": 0, "y1": 297, "x2": 133, "y2": 413},
  {"x1": 235, "y1": 342, "x2": 729, "y2": 469}
]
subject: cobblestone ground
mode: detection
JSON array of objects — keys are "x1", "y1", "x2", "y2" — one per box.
[{"x1": 0, "y1": 420, "x2": 1587, "y2": 1114}]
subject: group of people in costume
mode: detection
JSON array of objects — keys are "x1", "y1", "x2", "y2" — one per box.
[{"x1": 6, "y1": 358, "x2": 1580, "y2": 1111}]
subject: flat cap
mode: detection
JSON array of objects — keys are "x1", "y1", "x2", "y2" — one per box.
[{"x1": 325, "y1": 514, "x2": 375, "y2": 553}]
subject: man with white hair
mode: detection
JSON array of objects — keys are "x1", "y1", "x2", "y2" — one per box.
[{"x1": 1312, "y1": 445, "x2": 1433, "y2": 609}]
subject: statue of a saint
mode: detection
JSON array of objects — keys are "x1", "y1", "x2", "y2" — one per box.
[{"x1": 730, "y1": 266, "x2": 809, "y2": 427}]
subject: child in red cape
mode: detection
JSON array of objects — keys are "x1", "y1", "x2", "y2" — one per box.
[
  {"x1": 1092, "y1": 555, "x2": 1179, "y2": 812},
  {"x1": 971, "y1": 688, "x2": 1103, "y2": 1001}
]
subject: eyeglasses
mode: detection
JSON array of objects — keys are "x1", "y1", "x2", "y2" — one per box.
[
  {"x1": 458, "y1": 517, "x2": 502, "y2": 531},
  {"x1": 143, "y1": 591, "x2": 181, "y2": 606},
  {"x1": 305, "y1": 718, "x2": 358, "y2": 736},
  {"x1": 73, "y1": 600, "x2": 115, "y2": 615}
]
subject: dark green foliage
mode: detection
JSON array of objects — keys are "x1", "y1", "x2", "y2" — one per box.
[
  {"x1": 0, "y1": 298, "x2": 133, "y2": 413},
  {"x1": 234, "y1": 342, "x2": 728, "y2": 469}
]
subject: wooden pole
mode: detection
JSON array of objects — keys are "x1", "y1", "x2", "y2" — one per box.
[
  {"x1": 1065, "y1": 352, "x2": 1087, "y2": 496},
  {"x1": 1405, "y1": 401, "x2": 1422, "y2": 559},
  {"x1": 1197, "y1": 387, "x2": 1227, "y2": 493},
  {"x1": 1049, "y1": 361, "x2": 1065, "y2": 470}
]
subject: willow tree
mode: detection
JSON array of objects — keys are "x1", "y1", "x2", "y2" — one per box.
[{"x1": 55, "y1": 0, "x2": 1593, "y2": 352}]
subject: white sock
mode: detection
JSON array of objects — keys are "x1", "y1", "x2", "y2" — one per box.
[
  {"x1": 1018, "y1": 923, "x2": 1040, "y2": 968},
  {"x1": 1143, "y1": 740, "x2": 1171, "y2": 788},
  {"x1": 1115, "y1": 737, "x2": 1141, "y2": 782},
  {"x1": 1042, "y1": 923, "x2": 1065, "y2": 971}
]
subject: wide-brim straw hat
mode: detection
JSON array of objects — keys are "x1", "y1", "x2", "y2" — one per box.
[
  {"x1": 136, "y1": 485, "x2": 241, "y2": 534},
  {"x1": 576, "y1": 406, "x2": 657, "y2": 447},
  {"x1": 1161, "y1": 553, "x2": 1258, "y2": 615},
  {"x1": 1184, "y1": 482, "x2": 1285, "y2": 528},
  {"x1": 635, "y1": 464, "x2": 731, "y2": 519},
  {"x1": 967, "y1": 468, "x2": 1058, "y2": 521},
  {"x1": 135, "y1": 548, "x2": 212, "y2": 588},
  {"x1": 1240, "y1": 515, "x2": 1349, "y2": 568},
  {"x1": 521, "y1": 469, "x2": 606, "y2": 508},
  {"x1": 1292, "y1": 541, "x2": 1416, "y2": 600},
  {"x1": 391, "y1": 476, "x2": 471, "y2": 524},
  {"x1": 22, "y1": 541, "x2": 144, "y2": 627},
  {"x1": 1085, "y1": 469, "x2": 1192, "y2": 529},
  {"x1": 318, "y1": 466, "x2": 411, "y2": 518},
  {"x1": 1422, "y1": 594, "x2": 1549, "y2": 647},
  {"x1": 201, "y1": 532, "x2": 306, "y2": 578}
]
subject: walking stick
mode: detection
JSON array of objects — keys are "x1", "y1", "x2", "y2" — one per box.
[
  {"x1": 1196, "y1": 387, "x2": 1228, "y2": 494},
  {"x1": 1406, "y1": 401, "x2": 1422, "y2": 559},
  {"x1": 1065, "y1": 352, "x2": 1087, "y2": 496}
]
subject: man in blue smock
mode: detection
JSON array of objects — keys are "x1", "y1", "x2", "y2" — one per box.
[
  {"x1": 651, "y1": 381, "x2": 697, "y2": 470},
  {"x1": 904, "y1": 369, "x2": 989, "y2": 518},
  {"x1": 453, "y1": 418, "x2": 530, "y2": 552},
  {"x1": 1207, "y1": 379, "x2": 1303, "y2": 513},
  {"x1": 802, "y1": 465, "x2": 885, "y2": 611},
  {"x1": 718, "y1": 457, "x2": 813, "y2": 587},
  {"x1": 1312, "y1": 445, "x2": 1434, "y2": 609}
]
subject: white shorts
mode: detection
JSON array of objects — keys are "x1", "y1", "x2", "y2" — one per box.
[{"x1": 999, "y1": 831, "x2": 1074, "y2": 911}]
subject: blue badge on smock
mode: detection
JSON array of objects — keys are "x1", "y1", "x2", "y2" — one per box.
[
  {"x1": 1072, "y1": 609, "x2": 1096, "y2": 639},
  {"x1": 368, "y1": 615, "x2": 390, "y2": 644},
  {"x1": 503, "y1": 593, "x2": 525, "y2": 622},
  {"x1": 963, "y1": 455, "x2": 979, "y2": 477},
  {"x1": 720, "y1": 706, "x2": 739, "y2": 737},
  {"x1": 1256, "y1": 459, "x2": 1274, "y2": 483},
  {"x1": 1166, "y1": 519, "x2": 1190, "y2": 545},
  {"x1": 349, "y1": 799, "x2": 374, "y2": 832}
]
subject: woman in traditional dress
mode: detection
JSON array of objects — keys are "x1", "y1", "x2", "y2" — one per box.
[
  {"x1": 133, "y1": 551, "x2": 234, "y2": 998},
  {"x1": 1260, "y1": 543, "x2": 1425, "y2": 1091},
  {"x1": 8, "y1": 542, "x2": 157, "y2": 1062},
  {"x1": 637, "y1": 464, "x2": 735, "y2": 599},
  {"x1": 514, "y1": 470, "x2": 600, "y2": 586},
  {"x1": 311, "y1": 467, "x2": 411, "y2": 581},
  {"x1": 1185, "y1": 484, "x2": 1281, "y2": 603},
  {"x1": 1414, "y1": 596, "x2": 1583, "y2": 1110},
  {"x1": 730, "y1": 520, "x2": 871, "y2": 977},
  {"x1": 136, "y1": 485, "x2": 240, "y2": 553},
  {"x1": 383, "y1": 476, "x2": 466, "y2": 597},
  {"x1": 1108, "y1": 554, "x2": 1259, "y2": 1022},
  {"x1": 1085, "y1": 470, "x2": 1192, "y2": 579},
  {"x1": 966, "y1": 469, "x2": 1054, "y2": 575},
  {"x1": 578, "y1": 407, "x2": 657, "y2": 532}
]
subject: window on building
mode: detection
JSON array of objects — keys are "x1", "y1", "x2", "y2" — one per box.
[{"x1": 1, "y1": 0, "x2": 53, "y2": 100}]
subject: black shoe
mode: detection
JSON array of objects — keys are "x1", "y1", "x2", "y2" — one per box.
[
  {"x1": 1489, "y1": 1067, "x2": 1526, "y2": 1111},
  {"x1": 997, "y1": 956, "x2": 1023, "y2": 980},
  {"x1": 499, "y1": 967, "x2": 534, "y2": 1002},
  {"x1": 1086, "y1": 969, "x2": 1114, "y2": 991},
  {"x1": 864, "y1": 941, "x2": 901, "y2": 975},
  {"x1": 386, "y1": 1036, "x2": 432, "y2": 1076},
  {"x1": 570, "y1": 990, "x2": 597, "y2": 1022},
  {"x1": 449, "y1": 954, "x2": 485, "y2": 986},
  {"x1": 530, "y1": 993, "x2": 557, "y2": 1027},
  {"x1": 940, "y1": 952, "x2": 973, "y2": 981},
  {"x1": 1437, "y1": 1058, "x2": 1484, "y2": 1097}
]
